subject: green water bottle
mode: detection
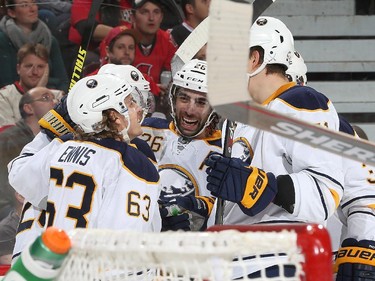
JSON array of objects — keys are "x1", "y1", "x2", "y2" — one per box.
[{"x1": 3, "y1": 227, "x2": 71, "y2": 281}]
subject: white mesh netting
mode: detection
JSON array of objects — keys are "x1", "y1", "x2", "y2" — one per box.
[{"x1": 57, "y1": 229, "x2": 307, "y2": 281}]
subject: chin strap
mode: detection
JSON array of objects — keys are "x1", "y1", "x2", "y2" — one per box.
[
  {"x1": 120, "y1": 127, "x2": 130, "y2": 143},
  {"x1": 247, "y1": 61, "x2": 267, "y2": 80},
  {"x1": 120, "y1": 111, "x2": 131, "y2": 143}
]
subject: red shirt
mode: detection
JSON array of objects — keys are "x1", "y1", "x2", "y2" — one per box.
[
  {"x1": 69, "y1": 0, "x2": 132, "y2": 45},
  {"x1": 133, "y1": 29, "x2": 177, "y2": 83}
]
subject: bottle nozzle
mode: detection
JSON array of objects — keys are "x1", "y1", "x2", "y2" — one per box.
[{"x1": 41, "y1": 227, "x2": 71, "y2": 255}]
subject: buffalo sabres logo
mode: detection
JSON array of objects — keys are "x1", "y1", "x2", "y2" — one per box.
[
  {"x1": 159, "y1": 165, "x2": 197, "y2": 200},
  {"x1": 86, "y1": 79, "x2": 98, "y2": 89},
  {"x1": 256, "y1": 18, "x2": 268, "y2": 26},
  {"x1": 130, "y1": 70, "x2": 139, "y2": 81}
]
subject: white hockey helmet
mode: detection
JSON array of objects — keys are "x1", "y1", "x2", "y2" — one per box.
[
  {"x1": 248, "y1": 16, "x2": 295, "y2": 77},
  {"x1": 67, "y1": 74, "x2": 134, "y2": 134},
  {"x1": 98, "y1": 64, "x2": 155, "y2": 117},
  {"x1": 169, "y1": 59, "x2": 215, "y2": 138},
  {"x1": 286, "y1": 50, "x2": 308, "y2": 85}
]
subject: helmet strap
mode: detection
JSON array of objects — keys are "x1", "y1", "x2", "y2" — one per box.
[
  {"x1": 120, "y1": 112, "x2": 131, "y2": 143},
  {"x1": 248, "y1": 61, "x2": 267, "y2": 78}
]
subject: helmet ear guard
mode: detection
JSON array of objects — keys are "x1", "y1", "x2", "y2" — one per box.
[
  {"x1": 67, "y1": 74, "x2": 134, "y2": 135},
  {"x1": 248, "y1": 16, "x2": 295, "y2": 77}
]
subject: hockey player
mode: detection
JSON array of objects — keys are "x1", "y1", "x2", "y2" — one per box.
[
  {"x1": 140, "y1": 59, "x2": 222, "y2": 231},
  {"x1": 205, "y1": 16, "x2": 344, "y2": 235},
  {"x1": 333, "y1": 117, "x2": 375, "y2": 281},
  {"x1": 285, "y1": 49, "x2": 375, "y2": 280},
  {"x1": 9, "y1": 67, "x2": 157, "y2": 262},
  {"x1": 8, "y1": 74, "x2": 161, "y2": 261}
]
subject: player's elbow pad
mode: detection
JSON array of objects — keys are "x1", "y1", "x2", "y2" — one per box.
[{"x1": 273, "y1": 174, "x2": 295, "y2": 214}]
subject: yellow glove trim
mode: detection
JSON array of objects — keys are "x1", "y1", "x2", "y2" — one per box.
[
  {"x1": 196, "y1": 196, "x2": 215, "y2": 215},
  {"x1": 38, "y1": 109, "x2": 75, "y2": 137},
  {"x1": 334, "y1": 245, "x2": 375, "y2": 272},
  {"x1": 240, "y1": 167, "x2": 268, "y2": 209}
]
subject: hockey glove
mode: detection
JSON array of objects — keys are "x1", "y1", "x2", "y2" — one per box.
[
  {"x1": 335, "y1": 238, "x2": 375, "y2": 281},
  {"x1": 159, "y1": 195, "x2": 214, "y2": 231},
  {"x1": 38, "y1": 95, "x2": 76, "y2": 139},
  {"x1": 205, "y1": 152, "x2": 278, "y2": 216}
]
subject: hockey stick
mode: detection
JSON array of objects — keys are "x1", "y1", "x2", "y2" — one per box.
[
  {"x1": 214, "y1": 119, "x2": 236, "y2": 225},
  {"x1": 210, "y1": 0, "x2": 277, "y2": 225},
  {"x1": 171, "y1": 0, "x2": 276, "y2": 76},
  {"x1": 68, "y1": 0, "x2": 103, "y2": 91}
]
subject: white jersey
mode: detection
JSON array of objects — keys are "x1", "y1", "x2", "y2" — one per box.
[
  {"x1": 140, "y1": 117, "x2": 222, "y2": 226},
  {"x1": 224, "y1": 83, "x2": 344, "y2": 225},
  {"x1": 327, "y1": 118, "x2": 375, "y2": 252},
  {"x1": 9, "y1": 136, "x2": 161, "y2": 232},
  {"x1": 12, "y1": 202, "x2": 45, "y2": 262}
]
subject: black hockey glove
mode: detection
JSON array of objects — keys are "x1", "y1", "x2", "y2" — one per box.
[
  {"x1": 38, "y1": 95, "x2": 76, "y2": 140},
  {"x1": 335, "y1": 238, "x2": 375, "y2": 281},
  {"x1": 205, "y1": 152, "x2": 278, "y2": 216},
  {"x1": 159, "y1": 195, "x2": 214, "y2": 231}
]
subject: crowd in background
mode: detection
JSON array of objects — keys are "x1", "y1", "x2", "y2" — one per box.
[{"x1": 0, "y1": 1, "x2": 375, "y2": 278}]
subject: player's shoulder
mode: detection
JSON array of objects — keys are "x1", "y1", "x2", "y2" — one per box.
[
  {"x1": 131, "y1": 137, "x2": 157, "y2": 162},
  {"x1": 142, "y1": 117, "x2": 170, "y2": 130},
  {"x1": 202, "y1": 129, "x2": 222, "y2": 148},
  {"x1": 93, "y1": 138, "x2": 159, "y2": 183},
  {"x1": 338, "y1": 115, "x2": 355, "y2": 136},
  {"x1": 277, "y1": 84, "x2": 331, "y2": 111}
]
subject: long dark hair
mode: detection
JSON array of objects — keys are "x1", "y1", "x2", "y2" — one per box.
[{"x1": 74, "y1": 109, "x2": 124, "y2": 142}]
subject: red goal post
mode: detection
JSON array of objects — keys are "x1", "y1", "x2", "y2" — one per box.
[
  {"x1": 207, "y1": 223, "x2": 333, "y2": 281},
  {"x1": 57, "y1": 223, "x2": 333, "y2": 280}
]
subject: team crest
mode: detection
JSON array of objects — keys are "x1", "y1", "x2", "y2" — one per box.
[
  {"x1": 256, "y1": 18, "x2": 268, "y2": 26},
  {"x1": 86, "y1": 79, "x2": 98, "y2": 89},
  {"x1": 130, "y1": 70, "x2": 139, "y2": 81},
  {"x1": 159, "y1": 166, "x2": 197, "y2": 201}
]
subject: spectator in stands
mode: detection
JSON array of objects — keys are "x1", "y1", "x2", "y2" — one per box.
[
  {"x1": 131, "y1": 0, "x2": 177, "y2": 116},
  {"x1": 69, "y1": 0, "x2": 133, "y2": 55},
  {"x1": 0, "y1": 0, "x2": 68, "y2": 92},
  {"x1": 0, "y1": 43, "x2": 62, "y2": 127},
  {"x1": 0, "y1": 191, "x2": 23, "y2": 265},
  {"x1": 36, "y1": 0, "x2": 72, "y2": 39},
  {"x1": 131, "y1": 0, "x2": 177, "y2": 84},
  {"x1": 0, "y1": 86, "x2": 56, "y2": 222},
  {"x1": 169, "y1": 0, "x2": 210, "y2": 47},
  {"x1": 93, "y1": 26, "x2": 161, "y2": 102}
]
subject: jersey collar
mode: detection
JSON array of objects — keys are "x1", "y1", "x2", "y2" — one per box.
[{"x1": 262, "y1": 82, "x2": 296, "y2": 106}]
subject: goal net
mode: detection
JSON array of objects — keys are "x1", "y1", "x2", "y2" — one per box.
[{"x1": 57, "y1": 223, "x2": 332, "y2": 281}]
